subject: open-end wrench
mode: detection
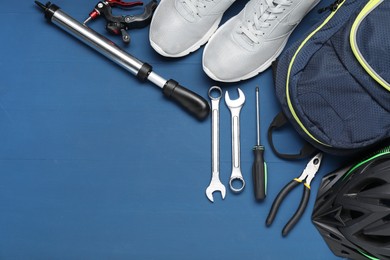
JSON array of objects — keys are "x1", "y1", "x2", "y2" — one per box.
[
  {"x1": 225, "y1": 88, "x2": 246, "y2": 193},
  {"x1": 206, "y1": 86, "x2": 226, "y2": 202}
]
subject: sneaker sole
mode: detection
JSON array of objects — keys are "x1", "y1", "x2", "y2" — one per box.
[
  {"x1": 150, "y1": 15, "x2": 223, "y2": 58},
  {"x1": 203, "y1": 0, "x2": 321, "y2": 82}
]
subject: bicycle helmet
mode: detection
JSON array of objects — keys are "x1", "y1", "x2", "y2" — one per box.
[{"x1": 312, "y1": 148, "x2": 390, "y2": 260}]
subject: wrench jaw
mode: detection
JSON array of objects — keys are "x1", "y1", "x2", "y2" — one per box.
[
  {"x1": 225, "y1": 88, "x2": 246, "y2": 108},
  {"x1": 206, "y1": 177, "x2": 226, "y2": 203}
]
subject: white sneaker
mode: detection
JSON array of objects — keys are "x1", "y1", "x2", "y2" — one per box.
[
  {"x1": 203, "y1": 0, "x2": 320, "y2": 82},
  {"x1": 149, "y1": 0, "x2": 237, "y2": 58}
]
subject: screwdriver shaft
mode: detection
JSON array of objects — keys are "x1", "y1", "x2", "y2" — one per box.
[{"x1": 256, "y1": 86, "x2": 260, "y2": 145}]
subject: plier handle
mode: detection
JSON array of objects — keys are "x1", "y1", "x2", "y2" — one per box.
[{"x1": 266, "y1": 153, "x2": 323, "y2": 236}]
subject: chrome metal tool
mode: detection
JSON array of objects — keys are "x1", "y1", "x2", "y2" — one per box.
[
  {"x1": 225, "y1": 88, "x2": 246, "y2": 193},
  {"x1": 205, "y1": 86, "x2": 226, "y2": 202}
]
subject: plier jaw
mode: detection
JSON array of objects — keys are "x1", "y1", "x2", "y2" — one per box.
[{"x1": 296, "y1": 153, "x2": 323, "y2": 188}]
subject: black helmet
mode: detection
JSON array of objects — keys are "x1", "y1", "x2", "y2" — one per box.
[{"x1": 312, "y1": 148, "x2": 390, "y2": 260}]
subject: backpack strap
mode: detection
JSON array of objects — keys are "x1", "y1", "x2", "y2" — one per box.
[{"x1": 268, "y1": 112, "x2": 317, "y2": 160}]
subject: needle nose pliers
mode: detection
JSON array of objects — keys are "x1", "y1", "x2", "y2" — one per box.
[{"x1": 266, "y1": 153, "x2": 323, "y2": 236}]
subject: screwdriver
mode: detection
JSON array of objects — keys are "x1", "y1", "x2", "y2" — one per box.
[{"x1": 252, "y1": 86, "x2": 267, "y2": 201}]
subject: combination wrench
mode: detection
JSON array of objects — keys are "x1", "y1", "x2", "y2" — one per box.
[
  {"x1": 225, "y1": 88, "x2": 246, "y2": 193},
  {"x1": 206, "y1": 86, "x2": 226, "y2": 202}
]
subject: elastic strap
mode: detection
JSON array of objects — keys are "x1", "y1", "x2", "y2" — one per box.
[{"x1": 268, "y1": 112, "x2": 317, "y2": 160}]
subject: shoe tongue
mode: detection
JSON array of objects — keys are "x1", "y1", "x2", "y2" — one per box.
[
  {"x1": 244, "y1": 0, "x2": 268, "y2": 21},
  {"x1": 178, "y1": 0, "x2": 210, "y2": 18},
  {"x1": 239, "y1": 0, "x2": 273, "y2": 45},
  {"x1": 250, "y1": 0, "x2": 283, "y2": 27}
]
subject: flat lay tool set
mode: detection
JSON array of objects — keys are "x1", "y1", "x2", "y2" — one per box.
[{"x1": 29, "y1": 0, "x2": 390, "y2": 258}]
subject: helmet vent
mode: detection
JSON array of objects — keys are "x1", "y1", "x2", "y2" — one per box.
[
  {"x1": 322, "y1": 194, "x2": 330, "y2": 201},
  {"x1": 350, "y1": 210, "x2": 364, "y2": 220},
  {"x1": 360, "y1": 179, "x2": 386, "y2": 192},
  {"x1": 329, "y1": 232, "x2": 341, "y2": 241},
  {"x1": 341, "y1": 209, "x2": 364, "y2": 222},
  {"x1": 359, "y1": 234, "x2": 390, "y2": 245},
  {"x1": 380, "y1": 199, "x2": 390, "y2": 207},
  {"x1": 325, "y1": 173, "x2": 337, "y2": 183},
  {"x1": 340, "y1": 250, "x2": 350, "y2": 256}
]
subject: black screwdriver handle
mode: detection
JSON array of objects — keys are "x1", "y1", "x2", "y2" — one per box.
[
  {"x1": 252, "y1": 145, "x2": 267, "y2": 200},
  {"x1": 266, "y1": 179, "x2": 300, "y2": 227},
  {"x1": 282, "y1": 185, "x2": 310, "y2": 237},
  {"x1": 163, "y1": 80, "x2": 210, "y2": 120}
]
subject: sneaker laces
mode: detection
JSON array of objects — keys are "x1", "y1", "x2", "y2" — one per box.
[
  {"x1": 181, "y1": 0, "x2": 214, "y2": 17},
  {"x1": 239, "y1": 0, "x2": 292, "y2": 44}
]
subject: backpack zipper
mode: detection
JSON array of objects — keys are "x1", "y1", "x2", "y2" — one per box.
[
  {"x1": 350, "y1": 0, "x2": 390, "y2": 92},
  {"x1": 285, "y1": 0, "x2": 346, "y2": 147}
]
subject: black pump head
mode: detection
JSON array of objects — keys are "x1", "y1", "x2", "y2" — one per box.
[
  {"x1": 34, "y1": 1, "x2": 47, "y2": 10},
  {"x1": 34, "y1": 1, "x2": 60, "y2": 20}
]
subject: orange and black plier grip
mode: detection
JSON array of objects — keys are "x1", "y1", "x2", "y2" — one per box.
[{"x1": 266, "y1": 153, "x2": 322, "y2": 237}]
